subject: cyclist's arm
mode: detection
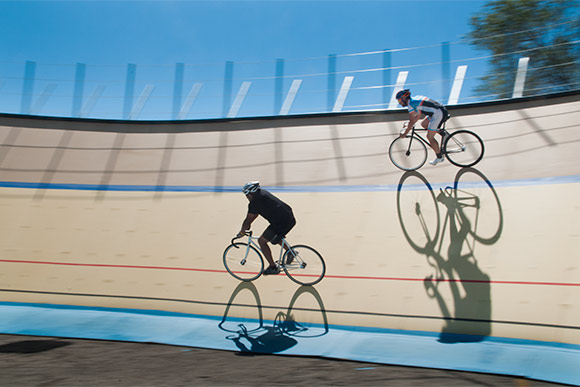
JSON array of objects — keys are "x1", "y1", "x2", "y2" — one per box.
[
  {"x1": 401, "y1": 111, "x2": 421, "y2": 137},
  {"x1": 239, "y1": 212, "x2": 258, "y2": 236}
]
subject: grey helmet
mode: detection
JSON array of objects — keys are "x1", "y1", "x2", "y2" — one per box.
[{"x1": 242, "y1": 181, "x2": 260, "y2": 195}]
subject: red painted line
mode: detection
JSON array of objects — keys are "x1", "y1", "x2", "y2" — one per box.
[
  {"x1": 0, "y1": 259, "x2": 223, "y2": 274},
  {"x1": 1, "y1": 259, "x2": 579, "y2": 287}
]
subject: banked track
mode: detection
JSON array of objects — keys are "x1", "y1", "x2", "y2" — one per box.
[{"x1": 0, "y1": 92, "x2": 579, "y2": 384}]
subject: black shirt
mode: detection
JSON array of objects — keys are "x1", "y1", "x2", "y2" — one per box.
[{"x1": 248, "y1": 189, "x2": 293, "y2": 226}]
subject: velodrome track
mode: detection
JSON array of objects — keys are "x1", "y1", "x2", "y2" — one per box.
[{"x1": 0, "y1": 92, "x2": 578, "y2": 385}]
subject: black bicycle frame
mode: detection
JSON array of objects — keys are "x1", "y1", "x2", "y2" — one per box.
[{"x1": 405, "y1": 120, "x2": 449, "y2": 156}]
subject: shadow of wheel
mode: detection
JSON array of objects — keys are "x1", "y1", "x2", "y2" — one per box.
[{"x1": 396, "y1": 171, "x2": 441, "y2": 254}]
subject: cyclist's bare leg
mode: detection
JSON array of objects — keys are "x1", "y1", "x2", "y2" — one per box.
[
  {"x1": 422, "y1": 118, "x2": 442, "y2": 156},
  {"x1": 427, "y1": 130, "x2": 442, "y2": 156},
  {"x1": 258, "y1": 236, "x2": 276, "y2": 268}
]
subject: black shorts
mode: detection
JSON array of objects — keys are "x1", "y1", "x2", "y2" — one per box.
[{"x1": 262, "y1": 216, "x2": 296, "y2": 244}]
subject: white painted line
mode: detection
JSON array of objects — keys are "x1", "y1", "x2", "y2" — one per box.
[
  {"x1": 448, "y1": 65, "x2": 468, "y2": 105},
  {"x1": 81, "y1": 85, "x2": 105, "y2": 117},
  {"x1": 31, "y1": 84, "x2": 57, "y2": 114},
  {"x1": 333, "y1": 76, "x2": 354, "y2": 112},
  {"x1": 388, "y1": 71, "x2": 408, "y2": 109},
  {"x1": 178, "y1": 83, "x2": 203, "y2": 120},
  {"x1": 280, "y1": 79, "x2": 302, "y2": 116},
  {"x1": 227, "y1": 81, "x2": 251, "y2": 118},
  {"x1": 129, "y1": 85, "x2": 155, "y2": 120},
  {"x1": 513, "y1": 57, "x2": 529, "y2": 98}
]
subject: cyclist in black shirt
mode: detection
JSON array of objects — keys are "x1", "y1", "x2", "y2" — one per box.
[{"x1": 237, "y1": 181, "x2": 296, "y2": 275}]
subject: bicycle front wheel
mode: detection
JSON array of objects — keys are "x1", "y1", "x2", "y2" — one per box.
[
  {"x1": 443, "y1": 130, "x2": 484, "y2": 167},
  {"x1": 454, "y1": 167, "x2": 503, "y2": 245},
  {"x1": 388, "y1": 136, "x2": 428, "y2": 171},
  {"x1": 283, "y1": 245, "x2": 325, "y2": 286},
  {"x1": 223, "y1": 242, "x2": 264, "y2": 281}
]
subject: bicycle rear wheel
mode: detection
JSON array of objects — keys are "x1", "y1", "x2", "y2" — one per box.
[
  {"x1": 223, "y1": 242, "x2": 264, "y2": 281},
  {"x1": 443, "y1": 130, "x2": 484, "y2": 167},
  {"x1": 388, "y1": 136, "x2": 428, "y2": 171},
  {"x1": 283, "y1": 245, "x2": 325, "y2": 286}
]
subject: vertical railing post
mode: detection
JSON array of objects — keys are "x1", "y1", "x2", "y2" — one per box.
[
  {"x1": 21, "y1": 61, "x2": 36, "y2": 115},
  {"x1": 72, "y1": 63, "x2": 86, "y2": 117},
  {"x1": 327, "y1": 54, "x2": 336, "y2": 112},
  {"x1": 383, "y1": 49, "x2": 391, "y2": 108},
  {"x1": 173, "y1": 63, "x2": 184, "y2": 120},
  {"x1": 275, "y1": 58, "x2": 284, "y2": 115},
  {"x1": 123, "y1": 63, "x2": 136, "y2": 119},
  {"x1": 442, "y1": 41, "x2": 450, "y2": 102}
]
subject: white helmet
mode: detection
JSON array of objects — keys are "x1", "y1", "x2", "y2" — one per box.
[{"x1": 242, "y1": 181, "x2": 260, "y2": 195}]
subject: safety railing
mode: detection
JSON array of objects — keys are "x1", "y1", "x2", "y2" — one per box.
[{"x1": 1, "y1": 36, "x2": 579, "y2": 121}]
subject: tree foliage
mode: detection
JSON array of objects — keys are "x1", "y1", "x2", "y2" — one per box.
[{"x1": 468, "y1": 0, "x2": 580, "y2": 99}]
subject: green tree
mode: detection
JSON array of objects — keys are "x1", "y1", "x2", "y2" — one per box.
[{"x1": 468, "y1": 0, "x2": 580, "y2": 99}]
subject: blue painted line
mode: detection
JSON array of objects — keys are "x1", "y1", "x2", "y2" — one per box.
[
  {"x1": 0, "y1": 174, "x2": 579, "y2": 193},
  {"x1": 2, "y1": 301, "x2": 578, "y2": 350},
  {"x1": 0, "y1": 302, "x2": 579, "y2": 385},
  {"x1": 0, "y1": 301, "x2": 225, "y2": 321}
]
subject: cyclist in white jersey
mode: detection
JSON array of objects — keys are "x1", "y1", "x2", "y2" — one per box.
[{"x1": 396, "y1": 89, "x2": 449, "y2": 165}]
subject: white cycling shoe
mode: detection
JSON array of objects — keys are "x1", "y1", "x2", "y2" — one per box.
[{"x1": 429, "y1": 156, "x2": 445, "y2": 166}]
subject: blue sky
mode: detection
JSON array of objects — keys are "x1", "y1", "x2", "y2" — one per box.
[{"x1": 0, "y1": 0, "x2": 494, "y2": 120}]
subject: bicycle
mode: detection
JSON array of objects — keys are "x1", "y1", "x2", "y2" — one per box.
[
  {"x1": 222, "y1": 231, "x2": 326, "y2": 286},
  {"x1": 388, "y1": 118, "x2": 484, "y2": 171}
]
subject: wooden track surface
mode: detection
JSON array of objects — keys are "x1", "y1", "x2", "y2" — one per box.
[{"x1": 0, "y1": 93, "x2": 578, "y2": 348}]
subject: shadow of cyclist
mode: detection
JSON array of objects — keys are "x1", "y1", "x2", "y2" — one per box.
[
  {"x1": 397, "y1": 168, "x2": 503, "y2": 343},
  {"x1": 219, "y1": 283, "x2": 329, "y2": 354},
  {"x1": 229, "y1": 315, "x2": 298, "y2": 354},
  {"x1": 425, "y1": 187, "x2": 492, "y2": 342}
]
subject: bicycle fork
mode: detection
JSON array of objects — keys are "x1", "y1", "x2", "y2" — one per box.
[
  {"x1": 405, "y1": 128, "x2": 416, "y2": 156},
  {"x1": 238, "y1": 243, "x2": 252, "y2": 266}
]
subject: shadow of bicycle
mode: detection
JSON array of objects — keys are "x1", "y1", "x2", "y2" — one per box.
[
  {"x1": 396, "y1": 168, "x2": 504, "y2": 343},
  {"x1": 218, "y1": 282, "x2": 329, "y2": 354}
]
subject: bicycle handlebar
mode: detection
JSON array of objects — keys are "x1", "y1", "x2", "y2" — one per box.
[{"x1": 231, "y1": 230, "x2": 253, "y2": 246}]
